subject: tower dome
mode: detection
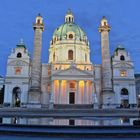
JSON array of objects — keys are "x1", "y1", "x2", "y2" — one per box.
[{"x1": 49, "y1": 10, "x2": 90, "y2": 64}]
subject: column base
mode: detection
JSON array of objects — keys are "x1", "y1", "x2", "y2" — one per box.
[
  {"x1": 28, "y1": 88, "x2": 41, "y2": 108},
  {"x1": 102, "y1": 89, "x2": 115, "y2": 109}
]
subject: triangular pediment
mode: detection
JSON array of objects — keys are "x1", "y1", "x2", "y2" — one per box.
[{"x1": 52, "y1": 66, "x2": 93, "y2": 76}]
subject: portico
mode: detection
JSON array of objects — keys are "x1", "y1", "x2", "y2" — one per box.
[{"x1": 49, "y1": 66, "x2": 95, "y2": 105}]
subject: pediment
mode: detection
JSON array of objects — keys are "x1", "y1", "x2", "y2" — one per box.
[
  {"x1": 52, "y1": 66, "x2": 93, "y2": 76},
  {"x1": 8, "y1": 60, "x2": 29, "y2": 66},
  {"x1": 113, "y1": 62, "x2": 133, "y2": 68}
]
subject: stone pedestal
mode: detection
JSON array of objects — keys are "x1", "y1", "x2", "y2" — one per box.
[
  {"x1": 28, "y1": 88, "x2": 41, "y2": 108},
  {"x1": 102, "y1": 90, "x2": 115, "y2": 109}
]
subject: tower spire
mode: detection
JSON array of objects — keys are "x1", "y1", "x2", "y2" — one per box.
[{"x1": 98, "y1": 16, "x2": 114, "y2": 108}]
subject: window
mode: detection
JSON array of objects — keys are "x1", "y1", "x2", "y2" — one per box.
[
  {"x1": 69, "y1": 83, "x2": 75, "y2": 88},
  {"x1": 104, "y1": 22, "x2": 107, "y2": 26},
  {"x1": 17, "y1": 53, "x2": 22, "y2": 58},
  {"x1": 69, "y1": 34, "x2": 73, "y2": 39},
  {"x1": 15, "y1": 67, "x2": 21, "y2": 75},
  {"x1": 68, "y1": 50, "x2": 73, "y2": 60},
  {"x1": 120, "y1": 55, "x2": 125, "y2": 61},
  {"x1": 121, "y1": 88, "x2": 128, "y2": 95},
  {"x1": 120, "y1": 70, "x2": 126, "y2": 77},
  {"x1": 37, "y1": 19, "x2": 40, "y2": 24}
]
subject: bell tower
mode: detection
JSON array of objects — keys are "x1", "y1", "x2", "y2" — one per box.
[
  {"x1": 99, "y1": 16, "x2": 114, "y2": 108},
  {"x1": 28, "y1": 14, "x2": 44, "y2": 107}
]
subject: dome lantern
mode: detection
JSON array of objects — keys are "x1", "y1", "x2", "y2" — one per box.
[{"x1": 65, "y1": 9, "x2": 74, "y2": 23}]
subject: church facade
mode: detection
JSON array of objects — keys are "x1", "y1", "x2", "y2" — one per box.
[{"x1": 3, "y1": 10, "x2": 137, "y2": 108}]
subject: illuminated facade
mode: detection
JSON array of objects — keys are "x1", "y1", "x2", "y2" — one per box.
[{"x1": 3, "y1": 10, "x2": 137, "y2": 108}]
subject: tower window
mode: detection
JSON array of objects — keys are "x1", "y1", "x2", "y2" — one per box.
[
  {"x1": 121, "y1": 88, "x2": 128, "y2": 95},
  {"x1": 120, "y1": 55, "x2": 125, "y2": 61},
  {"x1": 15, "y1": 67, "x2": 21, "y2": 75},
  {"x1": 104, "y1": 22, "x2": 107, "y2": 26},
  {"x1": 37, "y1": 19, "x2": 40, "y2": 24},
  {"x1": 17, "y1": 53, "x2": 22, "y2": 58},
  {"x1": 68, "y1": 50, "x2": 73, "y2": 60},
  {"x1": 69, "y1": 34, "x2": 73, "y2": 39},
  {"x1": 120, "y1": 70, "x2": 126, "y2": 77},
  {"x1": 69, "y1": 17, "x2": 71, "y2": 22}
]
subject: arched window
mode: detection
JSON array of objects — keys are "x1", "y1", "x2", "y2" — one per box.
[
  {"x1": 68, "y1": 50, "x2": 73, "y2": 60},
  {"x1": 17, "y1": 53, "x2": 22, "y2": 58},
  {"x1": 120, "y1": 55, "x2": 125, "y2": 61},
  {"x1": 69, "y1": 34, "x2": 73, "y2": 39},
  {"x1": 53, "y1": 52, "x2": 55, "y2": 62},
  {"x1": 37, "y1": 19, "x2": 40, "y2": 24},
  {"x1": 121, "y1": 88, "x2": 128, "y2": 95},
  {"x1": 104, "y1": 22, "x2": 107, "y2": 26}
]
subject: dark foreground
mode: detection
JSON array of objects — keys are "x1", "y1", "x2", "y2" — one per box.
[{"x1": 0, "y1": 124, "x2": 140, "y2": 139}]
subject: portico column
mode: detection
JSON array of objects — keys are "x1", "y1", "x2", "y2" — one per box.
[
  {"x1": 91, "y1": 81, "x2": 94, "y2": 104},
  {"x1": 59, "y1": 80, "x2": 62, "y2": 104},
  {"x1": 66, "y1": 80, "x2": 69, "y2": 104},
  {"x1": 84, "y1": 80, "x2": 87, "y2": 104},
  {"x1": 50, "y1": 80, "x2": 54, "y2": 103},
  {"x1": 76, "y1": 80, "x2": 79, "y2": 104}
]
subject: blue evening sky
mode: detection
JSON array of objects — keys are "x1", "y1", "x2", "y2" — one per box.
[{"x1": 0, "y1": 0, "x2": 140, "y2": 76}]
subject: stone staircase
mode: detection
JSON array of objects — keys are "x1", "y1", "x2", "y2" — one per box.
[{"x1": 54, "y1": 104, "x2": 93, "y2": 109}]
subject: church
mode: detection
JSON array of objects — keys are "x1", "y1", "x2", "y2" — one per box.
[{"x1": 3, "y1": 10, "x2": 137, "y2": 108}]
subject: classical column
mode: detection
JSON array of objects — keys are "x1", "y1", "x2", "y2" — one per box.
[
  {"x1": 50, "y1": 80, "x2": 54, "y2": 102},
  {"x1": 28, "y1": 14, "x2": 44, "y2": 106},
  {"x1": 66, "y1": 80, "x2": 69, "y2": 104},
  {"x1": 76, "y1": 80, "x2": 79, "y2": 104},
  {"x1": 59, "y1": 80, "x2": 62, "y2": 104},
  {"x1": 84, "y1": 80, "x2": 87, "y2": 104},
  {"x1": 49, "y1": 80, "x2": 54, "y2": 109},
  {"x1": 98, "y1": 16, "x2": 114, "y2": 107},
  {"x1": 91, "y1": 81, "x2": 94, "y2": 104}
]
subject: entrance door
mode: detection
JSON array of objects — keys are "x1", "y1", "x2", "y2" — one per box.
[{"x1": 69, "y1": 92, "x2": 75, "y2": 104}]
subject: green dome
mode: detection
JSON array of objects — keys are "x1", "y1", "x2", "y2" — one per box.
[{"x1": 53, "y1": 23, "x2": 87, "y2": 39}]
